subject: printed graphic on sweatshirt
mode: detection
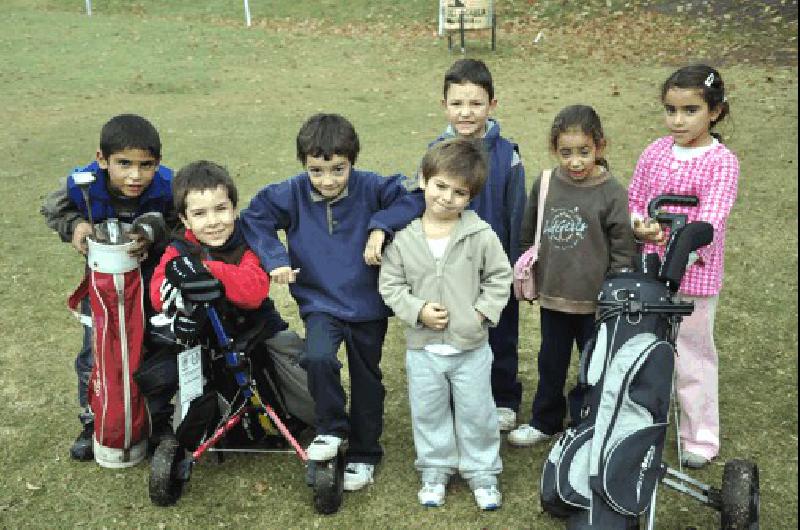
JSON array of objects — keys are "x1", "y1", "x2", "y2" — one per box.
[{"x1": 543, "y1": 207, "x2": 588, "y2": 249}]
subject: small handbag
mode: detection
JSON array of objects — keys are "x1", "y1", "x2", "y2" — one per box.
[{"x1": 513, "y1": 169, "x2": 552, "y2": 302}]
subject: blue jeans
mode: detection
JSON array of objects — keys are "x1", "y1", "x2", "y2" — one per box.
[
  {"x1": 76, "y1": 296, "x2": 94, "y2": 426},
  {"x1": 301, "y1": 313, "x2": 387, "y2": 465}
]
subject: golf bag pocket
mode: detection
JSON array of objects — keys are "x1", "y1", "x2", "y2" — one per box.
[
  {"x1": 541, "y1": 424, "x2": 593, "y2": 517},
  {"x1": 588, "y1": 335, "x2": 674, "y2": 516},
  {"x1": 133, "y1": 350, "x2": 178, "y2": 397},
  {"x1": 594, "y1": 423, "x2": 667, "y2": 515},
  {"x1": 175, "y1": 390, "x2": 220, "y2": 450}
]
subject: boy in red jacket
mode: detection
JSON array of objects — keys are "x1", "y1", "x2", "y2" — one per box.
[{"x1": 142, "y1": 160, "x2": 287, "y2": 445}]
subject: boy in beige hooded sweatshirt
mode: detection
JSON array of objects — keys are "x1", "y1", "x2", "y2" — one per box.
[{"x1": 379, "y1": 138, "x2": 512, "y2": 511}]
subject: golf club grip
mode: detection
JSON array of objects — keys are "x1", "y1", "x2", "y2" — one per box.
[
  {"x1": 647, "y1": 194, "x2": 699, "y2": 219},
  {"x1": 658, "y1": 222, "x2": 713, "y2": 290}
]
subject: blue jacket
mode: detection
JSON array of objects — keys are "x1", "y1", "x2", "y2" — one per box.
[
  {"x1": 66, "y1": 161, "x2": 174, "y2": 223},
  {"x1": 431, "y1": 119, "x2": 527, "y2": 262},
  {"x1": 240, "y1": 170, "x2": 424, "y2": 322}
]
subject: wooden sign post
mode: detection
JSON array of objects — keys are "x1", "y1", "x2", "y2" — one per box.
[{"x1": 438, "y1": 0, "x2": 496, "y2": 53}]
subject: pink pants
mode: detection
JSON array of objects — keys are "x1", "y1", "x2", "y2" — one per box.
[{"x1": 675, "y1": 295, "x2": 719, "y2": 459}]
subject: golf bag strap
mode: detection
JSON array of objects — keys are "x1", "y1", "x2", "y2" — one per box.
[{"x1": 67, "y1": 271, "x2": 93, "y2": 327}]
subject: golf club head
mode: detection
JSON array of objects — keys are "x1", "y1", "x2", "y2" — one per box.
[{"x1": 659, "y1": 221, "x2": 714, "y2": 291}]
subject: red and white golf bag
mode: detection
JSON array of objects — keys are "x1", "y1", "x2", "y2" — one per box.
[{"x1": 68, "y1": 220, "x2": 148, "y2": 467}]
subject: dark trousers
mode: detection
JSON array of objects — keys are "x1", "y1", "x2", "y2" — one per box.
[
  {"x1": 489, "y1": 292, "x2": 521, "y2": 411},
  {"x1": 530, "y1": 308, "x2": 595, "y2": 435},
  {"x1": 301, "y1": 313, "x2": 387, "y2": 465},
  {"x1": 76, "y1": 297, "x2": 94, "y2": 425}
]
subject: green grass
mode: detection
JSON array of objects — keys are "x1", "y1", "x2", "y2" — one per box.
[{"x1": 0, "y1": 1, "x2": 796, "y2": 528}]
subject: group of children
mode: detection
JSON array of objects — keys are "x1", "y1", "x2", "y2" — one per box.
[{"x1": 42, "y1": 58, "x2": 738, "y2": 511}]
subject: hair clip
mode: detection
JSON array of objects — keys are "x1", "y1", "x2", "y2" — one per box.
[{"x1": 704, "y1": 73, "x2": 715, "y2": 87}]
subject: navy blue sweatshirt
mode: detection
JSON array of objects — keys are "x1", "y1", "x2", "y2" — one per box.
[{"x1": 240, "y1": 169, "x2": 424, "y2": 322}]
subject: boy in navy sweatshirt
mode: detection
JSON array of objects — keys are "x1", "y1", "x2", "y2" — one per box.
[
  {"x1": 427, "y1": 59, "x2": 527, "y2": 431},
  {"x1": 240, "y1": 113, "x2": 423, "y2": 492}
]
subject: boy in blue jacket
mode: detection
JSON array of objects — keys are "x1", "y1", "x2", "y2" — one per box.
[
  {"x1": 240, "y1": 113, "x2": 423, "y2": 492},
  {"x1": 41, "y1": 114, "x2": 175, "y2": 461},
  {"x1": 426, "y1": 59, "x2": 527, "y2": 431}
]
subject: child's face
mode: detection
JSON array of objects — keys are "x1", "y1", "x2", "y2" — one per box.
[
  {"x1": 442, "y1": 82, "x2": 497, "y2": 139},
  {"x1": 663, "y1": 88, "x2": 721, "y2": 148},
  {"x1": 421, "y1": 173, "x2": 472, "y2": 221},
  {"x1": 305, "y1": 154, "x2": 350, "y2": 199},
  {"x1": 97, "y1": 148, "x2": 159, "y2": 198},
  {"x1": 556, "y1": 130, "x2": 605, "y2": 182},
  {"x1": 179, "y1": 185, "x2": 236, "y2": 247}
]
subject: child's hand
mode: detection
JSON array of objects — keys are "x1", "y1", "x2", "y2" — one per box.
[
  {"x1": 633, "y1": 218, "x2": 667, "y2": 245},
  {"x1": 71, "y1": 221, "x2": 93, "y2": 255},
  {"x1": 363, "y1": 229, "x2": 386, "y2": 266},
  {"x1": 270, "y1": 266, "x2": 300, "y2": 284},
  {"x1": 419, "y1": 302, "x2": 449, "y2": 330}
]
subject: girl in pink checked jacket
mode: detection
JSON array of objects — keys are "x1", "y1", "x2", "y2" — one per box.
[{"x1": 629, "y1": 64, "x2": 739, "y2": 469}]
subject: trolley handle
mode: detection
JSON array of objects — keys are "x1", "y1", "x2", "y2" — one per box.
[{"x1": 647, "y1": 194, "x2": 699, "y2": 232}]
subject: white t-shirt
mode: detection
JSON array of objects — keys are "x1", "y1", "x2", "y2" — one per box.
[{"x1": 672, "y1": 138, "x2": 719, "y2": 161}]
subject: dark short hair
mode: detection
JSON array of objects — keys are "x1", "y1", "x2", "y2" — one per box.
[
  {"x1": 172, "y1": 160, "x2": 238, "y2": 216},
  {"x1": 296, "y1": 113, "x2": 360, "y2": 165},
  {"x1": 99, "y1": 114, "x2": 161, "y2": 159},
  {"x1": 661, "y1": 64, "x2": 730, "y2": 134},
  {"x1": 420, "y1": 138, "x2": 489, "y2": 198},
  {"x1": 549, "y1": 105, "x2": 609, "y2": 169},
  {"x1": 443, "y1": 58, "x2": 494, "y2": 101}
]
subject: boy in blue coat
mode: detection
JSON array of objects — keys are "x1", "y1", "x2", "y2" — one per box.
[
  {"x1": 41, "y1": 114, "x2": 176, "y2": 461},
  {"x1": 240, "y1": 113, "x2": 423, "y2": 492},
  {"x1": 426, "y1": 59, "x2": 527, "y2": 431}
]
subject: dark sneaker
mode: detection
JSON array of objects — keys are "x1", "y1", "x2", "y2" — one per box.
[{"x1": 70, "y1": 422, "x2": 94, "y2": 461}]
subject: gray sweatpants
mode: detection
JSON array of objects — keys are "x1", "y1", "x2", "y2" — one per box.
[{"x1": 406, "y1": 342, "x2": 502, "y2": 490}]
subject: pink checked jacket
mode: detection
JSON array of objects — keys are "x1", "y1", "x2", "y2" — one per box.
[{"x1": 629, "y1": 136, "x2": 739, "y2": 297}]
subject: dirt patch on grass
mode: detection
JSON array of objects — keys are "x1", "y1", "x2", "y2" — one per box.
[{"x1": 497, "y1": 0, "x2": 798, "y2": 67}]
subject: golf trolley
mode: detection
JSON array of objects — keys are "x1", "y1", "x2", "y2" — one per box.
[
  {"x1": 147, "y1": 278, "x2": 346, "y2": 515},
  {"x1": 539, "y1": 195, "x2": 759, "y2": 529}
]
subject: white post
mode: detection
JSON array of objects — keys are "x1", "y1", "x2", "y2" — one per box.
[
  {"x1": 438, "y1": 0, "x2": 444, "y2": 36},
  {"x1": 85, "y1": 0, "x2": 92, "y2": 16},
  {"x1": 243, "y1": 0, "x2": 252, "y2": 27}
]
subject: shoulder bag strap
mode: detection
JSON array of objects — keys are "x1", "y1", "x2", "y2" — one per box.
[{"x1": 532, "y1": 169, "x2": 552, "y2": 260}]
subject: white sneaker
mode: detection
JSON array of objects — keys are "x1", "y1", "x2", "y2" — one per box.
[
  {"x1": 681, "y1": 451, "x2": 710, "y2": 469},
  {"x1": 417, "y1": 482, "x2": 446, "y2": 507},
  {"x1": 343, "y1": 462, "x2": 375, "y2": 491},
  {"x1": 507, "y1": 424, "x2": 551, "y2": 447},
  {"x1": 473, "y1": 485, "x2": 502, "y2": 510},
  {"x1": 306, "y1": 434, "x2": 343, "y2": 461},
  {"x1": 496, "y1": 407, "x2": 517, "y2": 432}
]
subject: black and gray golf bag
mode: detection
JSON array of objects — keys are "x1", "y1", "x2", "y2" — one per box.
[{"x1": 540, "y1": 200, "x2": 715, "y2": 528}]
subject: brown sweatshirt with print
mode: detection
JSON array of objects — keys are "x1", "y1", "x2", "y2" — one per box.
[{"x1": 519, "y1": 167, "x2": 635, "y2": 314}]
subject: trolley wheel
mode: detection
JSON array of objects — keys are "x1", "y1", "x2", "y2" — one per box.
[
  {"x1": 149, "y1": 437, "x2": 186, "y2": 506},
  {"x1": 721, "y1": 459, "x2": 760, "y2": 529},
  {"x1": 312, "y1": 450, "x2": 345, "y2": 515}
]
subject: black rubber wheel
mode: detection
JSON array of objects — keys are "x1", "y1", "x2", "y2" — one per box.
[
  {"x1": 149, "y1": 437, "x2": 185, "y2": 506},
  {"x1": 312, "y1": 450, "x2": 345, "y2": 515},
  {"x1": 721, "y1": 459, "x2": 759, "y2": 530}
]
